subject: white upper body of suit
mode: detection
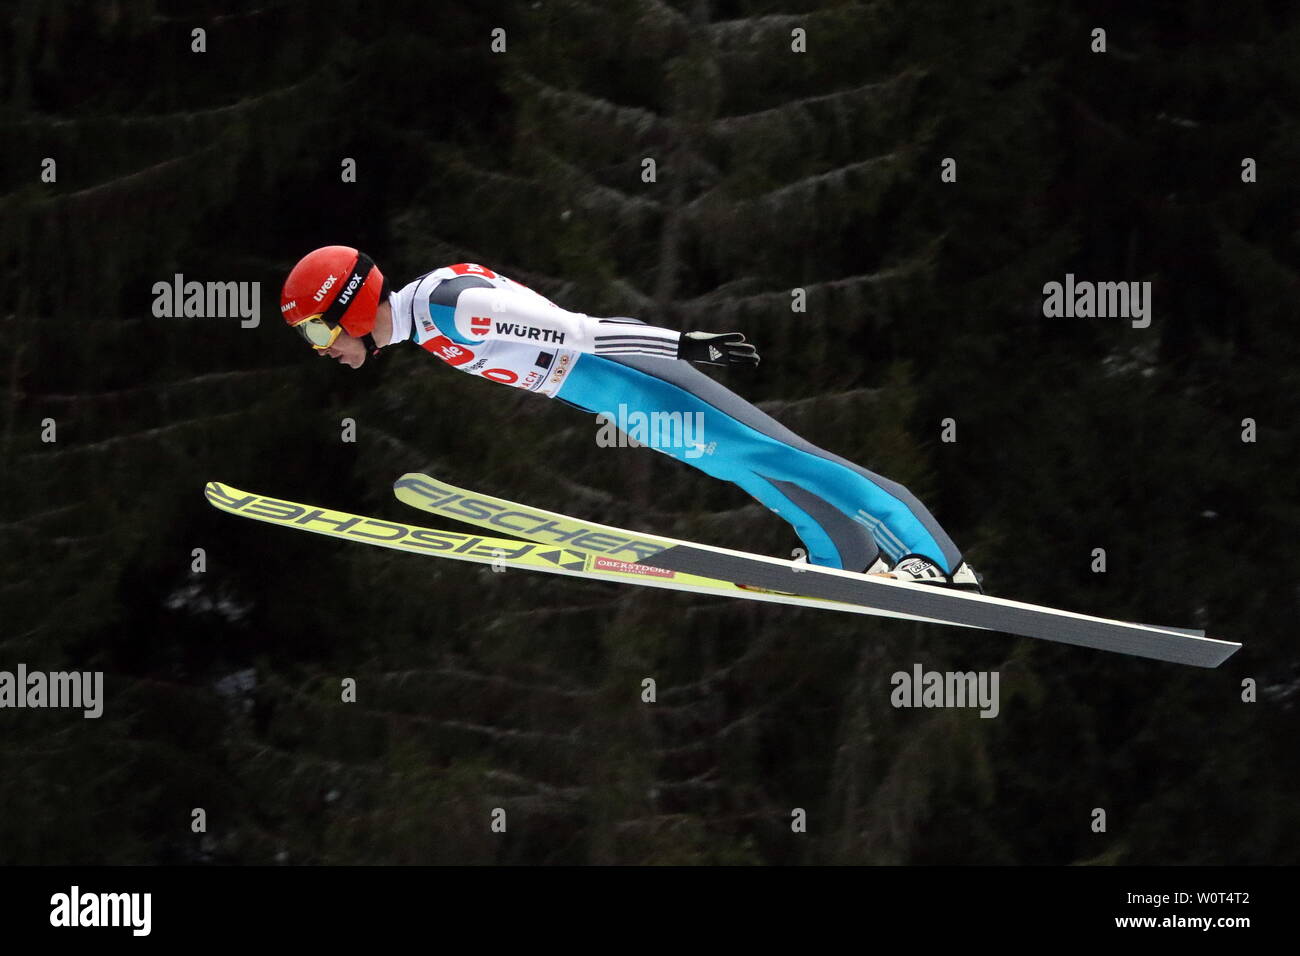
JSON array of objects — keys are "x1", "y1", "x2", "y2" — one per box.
[{"x1": 385, "y1": 262, "x2": 681, "y2": 398}]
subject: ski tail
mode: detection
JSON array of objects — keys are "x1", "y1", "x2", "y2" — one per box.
[{"x1": 392, "y1": 473, "x2": 1240, "y2": 667}]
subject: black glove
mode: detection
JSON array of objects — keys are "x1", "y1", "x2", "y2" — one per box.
[{"x1": 678, "y1": 331, "x2": 760, "y2": 368}]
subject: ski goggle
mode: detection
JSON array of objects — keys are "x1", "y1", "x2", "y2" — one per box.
[{"x1": 292, "y1": 314, "x2": 345, "y2": 350}]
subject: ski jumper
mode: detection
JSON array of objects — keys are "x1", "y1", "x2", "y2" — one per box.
[{"x1": 386, "y1": 263, "x2": 963, "y2": 573}]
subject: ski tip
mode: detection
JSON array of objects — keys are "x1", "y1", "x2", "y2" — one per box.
[{"x1": 204, "y1": 481, "x2": 238, "y2": 508}]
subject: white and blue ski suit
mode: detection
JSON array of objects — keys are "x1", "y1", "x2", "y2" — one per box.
[{"x1": 386, "y1": 263, "x2": 963, "y2": 574}]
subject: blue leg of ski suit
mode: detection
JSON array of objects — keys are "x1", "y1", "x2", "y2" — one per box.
[{"x1": 555, "y1": 351, "x2": 963, "y2": 573}]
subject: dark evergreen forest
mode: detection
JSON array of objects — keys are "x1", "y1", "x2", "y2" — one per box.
[{"x1": 2, "y1": 0, "x2": 1297, "y2": 864}]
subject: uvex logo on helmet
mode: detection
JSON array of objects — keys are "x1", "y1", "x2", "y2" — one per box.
[
  {"x1": 336, "y1": 271, "x2": 365, "y2": 308},
  {"x1": 313, "y1": 274, "x2": 339, "y2": 302}
]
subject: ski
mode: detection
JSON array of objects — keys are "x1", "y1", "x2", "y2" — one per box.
[
  {"x1": 392, "y1": 473, "x2": 1241, "y2": 668},
  {"x1": 203, "y1": 481, "x2": 981, "y2": 628}
]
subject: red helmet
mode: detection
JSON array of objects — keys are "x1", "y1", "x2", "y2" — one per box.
[{"x1": 280, "y1": 245, "x2": 384, "y2": 344}]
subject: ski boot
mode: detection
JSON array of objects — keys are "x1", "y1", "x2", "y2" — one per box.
[{"x1": 866, "y1": 554, "x2": 984, "y2": 594}]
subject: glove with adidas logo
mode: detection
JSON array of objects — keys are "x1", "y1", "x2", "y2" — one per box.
[{"x1": 678, "y1": 331, "x2": 760, "y2": 368}]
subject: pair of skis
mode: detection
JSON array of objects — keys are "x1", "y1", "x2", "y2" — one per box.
[{"x1": 204, "y1": 474, "x2": 1241, "y2": 668}]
